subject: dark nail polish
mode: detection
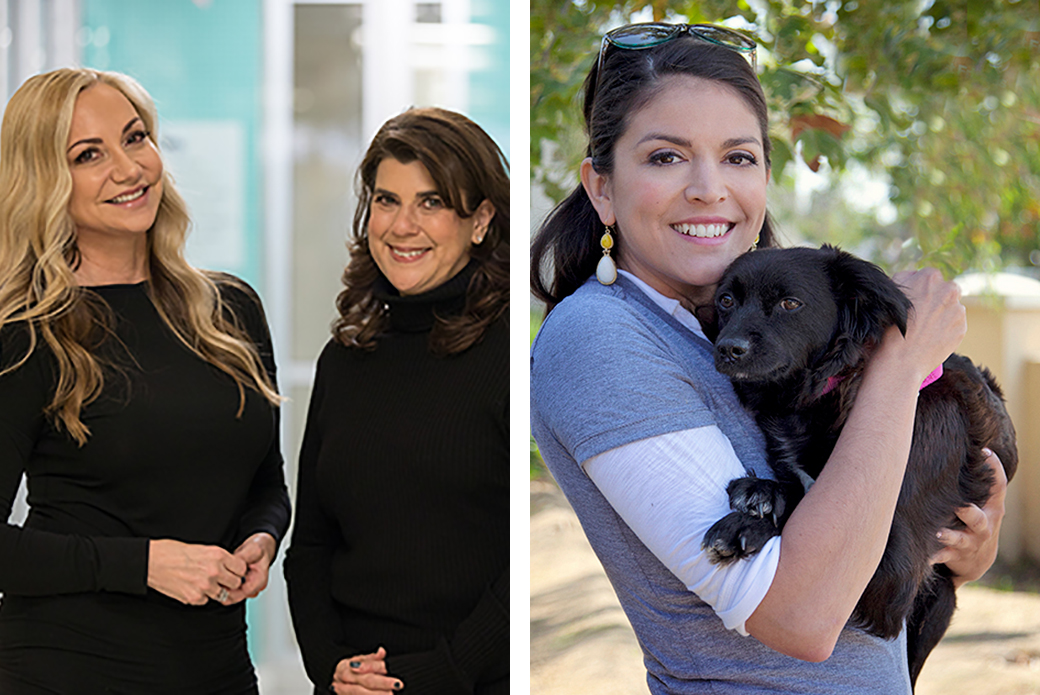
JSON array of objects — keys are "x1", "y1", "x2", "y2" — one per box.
[
  {"x1": 349, "y1": 661, "x2": 361, "y2": 668},
  {"x1": 393, "y1": 682, "x2": 403, "y2": 691}
]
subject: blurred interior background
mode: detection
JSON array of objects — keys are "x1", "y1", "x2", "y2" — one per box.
[{"x1": 0, "y1": 0, "x2": 508, "y2": 691}]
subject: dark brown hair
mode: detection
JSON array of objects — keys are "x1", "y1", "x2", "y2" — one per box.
[
  {"x1": 531, "y1": 33, "x2": 778, "y2": 313},
  {"x1": 334, "y1": 107, "x2": 509, "y2": 355}
]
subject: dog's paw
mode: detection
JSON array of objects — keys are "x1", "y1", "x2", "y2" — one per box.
[
  {"x1": 726, "y1": 476, "x2": 788, "y2": 526},
  {"x1": 702, "y1": 511, "x2": 781, "y2": 565}
]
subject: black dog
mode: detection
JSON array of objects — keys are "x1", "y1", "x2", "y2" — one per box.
[{"x1": 701, "y1": 245, "x2": 1017, "y2": 686}]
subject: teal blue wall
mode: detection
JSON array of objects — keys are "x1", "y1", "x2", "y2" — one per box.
[
  {"x1": 81, "y1": 0, "x2": 264, "y2": 287},
  {"x1": 469, "y1": 0, "x2": 510, "y2": 159}
]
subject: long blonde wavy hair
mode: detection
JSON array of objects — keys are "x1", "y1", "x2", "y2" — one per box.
[{"x1": 0, "y1": 67, "x2": 280, "y2": 445}]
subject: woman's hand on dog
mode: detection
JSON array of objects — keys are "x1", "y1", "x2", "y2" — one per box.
[
  {"x1": 890, "y1": 271, "x2": 1002, "y2": 586},
  {"x1": 932, "y1": 448, "x2": 1007, "y2": 586},
  {"x1": 888, "y1": 268, "x2": 967, "y2": 382}
]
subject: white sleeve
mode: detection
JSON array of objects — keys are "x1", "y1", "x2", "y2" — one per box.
[{"x1": 583, "y1": 426, "x2": 781, "y2": 636}]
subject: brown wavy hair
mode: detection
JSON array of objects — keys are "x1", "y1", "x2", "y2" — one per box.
[
  {"x1": 334, "y1": 107, "x2": 509, "y2": 355},
  {"x1": 0, "y1": 68, "x2": 280, "y2": 445}
]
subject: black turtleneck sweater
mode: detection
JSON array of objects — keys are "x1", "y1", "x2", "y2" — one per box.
[
  {"x1": 0, "y1": 279, "x2": 289, "y2": 694},
  {"x1": 285, "y1": 263, "x2": 509, "y2": 695}
]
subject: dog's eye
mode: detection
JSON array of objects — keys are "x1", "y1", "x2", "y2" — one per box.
[
  {"x1": 780, "y1": 298, "x2": 803, "y2": 312},
  {"x1": 718, "y1": 293, "x2": 735, "y2": 309}
]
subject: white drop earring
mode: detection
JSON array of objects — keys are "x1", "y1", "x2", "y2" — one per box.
[{"x1": 596, "y1": 224, "x2": 617, "y2": 285}]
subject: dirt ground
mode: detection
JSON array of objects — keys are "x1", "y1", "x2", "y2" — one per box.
[{"x1": 531, "y1": 479, "x2": 1040, "y2": 695}]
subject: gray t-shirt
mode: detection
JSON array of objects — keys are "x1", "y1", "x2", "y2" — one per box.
[{"x1": 530, "y1": 275, "x2": 911, "y2": 694}]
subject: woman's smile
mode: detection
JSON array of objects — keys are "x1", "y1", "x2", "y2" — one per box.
[
  {"x1": 106, "y1": 184, "x2": 150, "y2": 206},
  {"x1": 387, "y1": 245, "x2": 431, "y2": 261},
  {"x1": 671, "y1": 217, "x2": 737, "y2": 243}
]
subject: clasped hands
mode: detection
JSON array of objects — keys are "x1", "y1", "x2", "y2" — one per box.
[
  {"x1": 331, "y1": 647, "x2": 404, "y2": 694},
  {"x1": 147, "y1": 532, "x2": 276, "y2": 606}
]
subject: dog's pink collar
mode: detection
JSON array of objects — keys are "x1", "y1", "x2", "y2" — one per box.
[
  {"x1": 822, "y1": 364, "x2": 943, "y2": 396},
  {"x1": 919, "y1": 364, "x2": 944, "y2": 390}
]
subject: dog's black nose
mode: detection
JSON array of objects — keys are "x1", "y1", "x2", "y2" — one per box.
[{"x1": 716, "y1": 338, "x2": 750, "y2": 362}]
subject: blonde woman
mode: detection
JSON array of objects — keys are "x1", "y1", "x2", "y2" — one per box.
[{"x1": 0, "y1": 69, "x2": 288, "y2": 694}]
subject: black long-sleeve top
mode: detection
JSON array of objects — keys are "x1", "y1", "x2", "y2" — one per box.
[
  {"x1": 285, "y1": 263, "x2": 509, "y2": 695},
  {"x1": 0, "y1": 279, "x2": 290, "y2": 695}
]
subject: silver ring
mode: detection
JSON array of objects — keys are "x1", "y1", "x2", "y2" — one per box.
[{"x1": 217, "y1": 587, "x2": 230, "y2": 603}]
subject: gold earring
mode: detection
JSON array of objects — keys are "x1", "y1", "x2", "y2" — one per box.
[
  {"x1": 749, "y1": 233, "x2": 761, "y2": 252},
  {"x1": 596, "y1": 225, "x2": 617, "y2": 285}
]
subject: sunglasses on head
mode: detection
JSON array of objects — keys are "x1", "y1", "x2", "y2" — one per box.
[{"x1": 594, "y1": 22, "x2": 758, "y2": 96}]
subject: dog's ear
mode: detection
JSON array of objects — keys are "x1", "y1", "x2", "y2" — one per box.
[{"x1": 810, "y1": 246, "x2": 912, "y2": 390}]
